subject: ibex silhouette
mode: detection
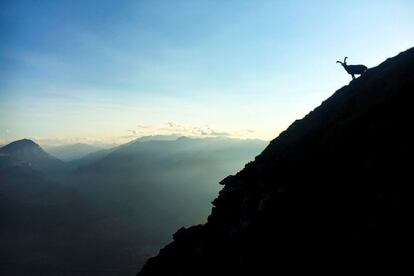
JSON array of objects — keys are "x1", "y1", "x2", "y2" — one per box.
[{"x1": 337, "y1": 57, "x2": 367, "y2": 80}]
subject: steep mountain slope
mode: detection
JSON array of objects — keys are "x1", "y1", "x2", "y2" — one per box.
[{"x1": 138, "y1": 47, "x2": 414, "y2": 275}]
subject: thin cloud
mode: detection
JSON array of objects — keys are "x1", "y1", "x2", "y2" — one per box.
[
  {"x1": 191, "y1": 126, "x2": 231, "y2": 137},
  {"x1": 118, "y1": 135, "x2": 137, "y2": 139},
  {"x1": 210, "y1": 131, "x2": 231, "y2": 137},
  {"x1": 127, "y1": 129, "x2": 137, "y2": 135}
]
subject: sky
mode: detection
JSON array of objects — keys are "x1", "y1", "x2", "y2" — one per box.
[{"x1": 1, "y1": 0, "x2": 413, "y2": 146}]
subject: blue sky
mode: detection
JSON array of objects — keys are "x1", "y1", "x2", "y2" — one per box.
[{"x1": 1, "y1": 0, "x2": 413, "y2": 145}]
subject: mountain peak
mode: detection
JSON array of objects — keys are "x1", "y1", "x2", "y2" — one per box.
[
  {"x1": 0, "y1": 139, "x2": 41, "y2": 153},
  {"x1": 0, "y1": 138, "x2": 65, "y2": 173}
]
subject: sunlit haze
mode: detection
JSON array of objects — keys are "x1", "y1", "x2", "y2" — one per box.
[{"x1": 1, "y1": 0, "x2": 413, "y2": 146}]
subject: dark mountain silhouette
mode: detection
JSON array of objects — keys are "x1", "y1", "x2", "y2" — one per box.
[
  {"x1": 0, "y1": 139, "x2": 66, "y2": 174},
  {"x1": 45, "y1": 143, "x2": 102, "y2": 161},
  {"x1": 138, "y1": 47, "x2": 414, "y2": 276}
]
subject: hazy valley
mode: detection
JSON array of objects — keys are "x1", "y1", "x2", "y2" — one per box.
[{"x1": 0, "y1": 136, "x2": 266, "y2": 275}]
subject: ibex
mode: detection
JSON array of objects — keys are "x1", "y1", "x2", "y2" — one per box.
[{"x1": 336, "y1": 57, "x2": 367, "y2": 80}]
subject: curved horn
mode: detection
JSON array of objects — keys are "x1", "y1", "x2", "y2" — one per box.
[
  {"x1": 344, "y1": 57, "x2": 348, "y2": 63},
  {"x1": 336, "y1": 61, "x2": 342, "y2": 64}
]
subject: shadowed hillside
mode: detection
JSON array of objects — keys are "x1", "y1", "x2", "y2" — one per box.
[{"x1": 138, "y1": 47, "x2": 414, "y2": 275}]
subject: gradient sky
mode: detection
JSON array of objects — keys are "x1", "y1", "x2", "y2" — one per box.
[{"x1": 1, "y1": 0, "x2": 413, "y2": 146}]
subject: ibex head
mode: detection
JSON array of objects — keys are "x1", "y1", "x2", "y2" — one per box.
[{"x1": 336, "y1": 57, "x2": 348, "y2": 66}]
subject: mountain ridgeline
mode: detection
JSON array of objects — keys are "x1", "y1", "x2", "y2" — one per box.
[
  {"x1": 138, "y1": 48, "x2": 414, "y2": 275},
  {"x1": 45, "y1": 143, "x2": 103, "y2": 162},
  {"x1": 0, "y1": 136, "x2": 266, "y2": 275}
]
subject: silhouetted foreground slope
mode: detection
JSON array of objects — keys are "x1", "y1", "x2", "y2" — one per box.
[{"x1": 138, "y1": 47, "x2": 414, "y2": 276}]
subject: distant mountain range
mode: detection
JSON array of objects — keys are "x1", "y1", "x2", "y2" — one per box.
[
  {"x1": 0, "y1": 135, "x2": 267, "y2": 275},
  {"x1": 45, "y1": 143, "x2": 103, "y2": 161}
]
